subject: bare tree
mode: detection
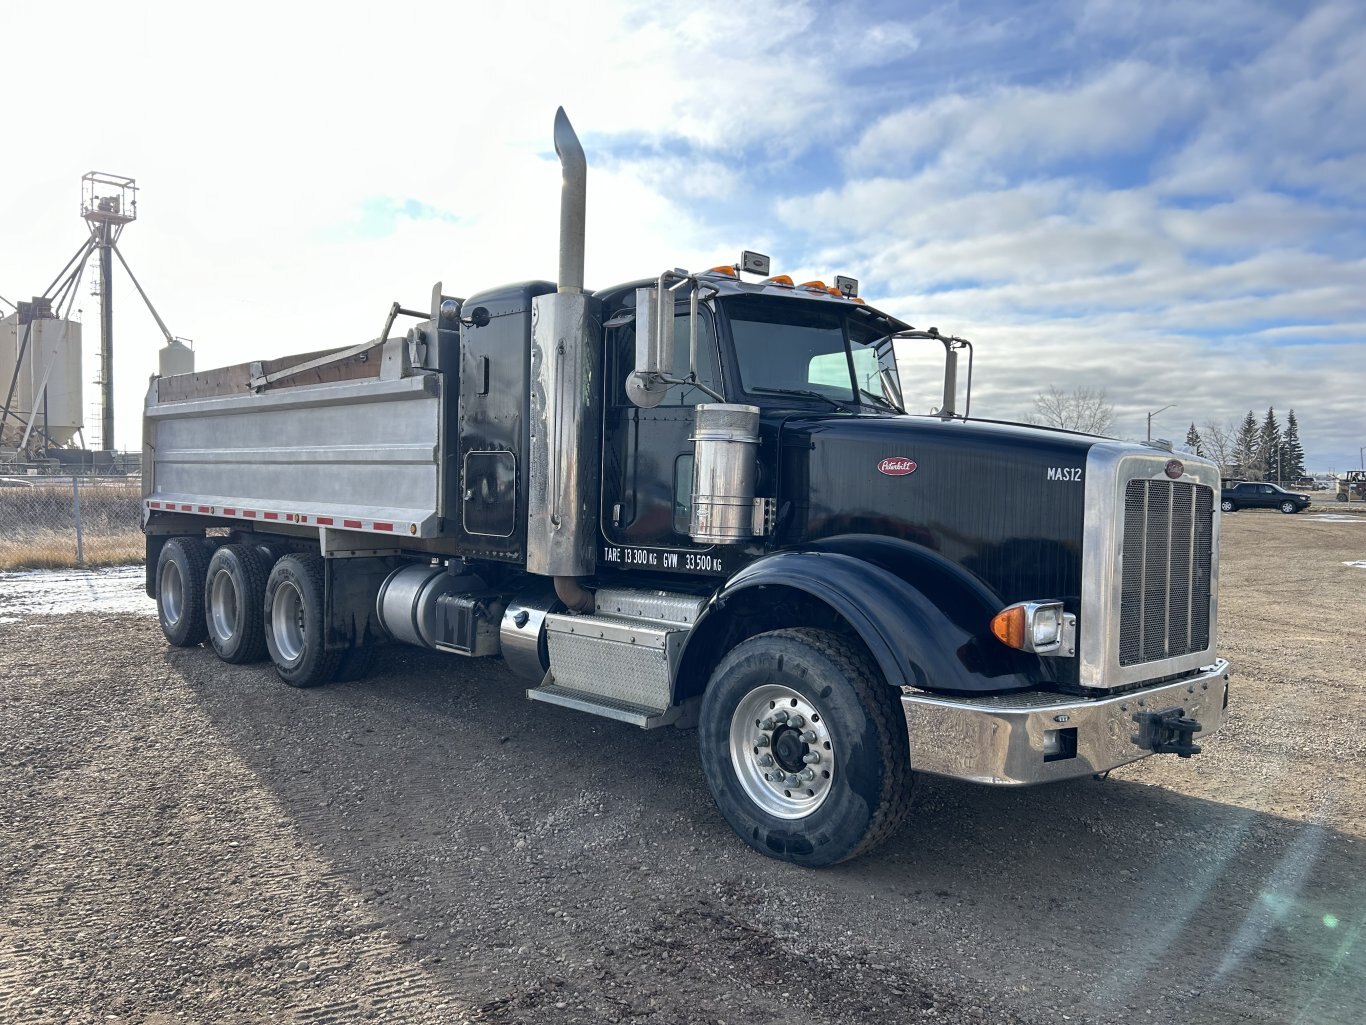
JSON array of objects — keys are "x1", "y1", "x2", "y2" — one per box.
[
  {"x1": 1023, "y1": 386, "x2": 1114, "y2": 435},
  {"x1": 1201, "y1": 419, "x2": 1238, "y2": 477}
]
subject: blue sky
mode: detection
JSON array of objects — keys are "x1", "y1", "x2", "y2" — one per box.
[{"x1": 2, "y1": 0, "x2": 1363, "y2": 469}]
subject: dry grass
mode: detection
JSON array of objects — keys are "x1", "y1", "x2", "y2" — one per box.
[{"x1": 0, "y1": 480, "x2": 143, "y2": 571}]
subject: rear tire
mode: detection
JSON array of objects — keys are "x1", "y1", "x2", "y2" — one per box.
[
  {"x1": 1220, "y1": 499, "x2": 1236, "y2": 513},
  {"x1": 156, "y1": 537, "x2": 210, "y2": 648},
  {"x1": 205, "y1": 543, "x2": 270, "y2": 664},
  {"x1": 264, "y1": 553, "x2": 340, "y2": 688},
  {"x1": 698, "y1": 628, "x2": 912, "y2": 867}
]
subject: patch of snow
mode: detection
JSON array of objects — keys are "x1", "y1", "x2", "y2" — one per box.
[
  {"x1": 1344, "y1": 561, "x2": 1366, "y2": 571},
  {"x1": 1303, "y1": 515, "x2": 1366, "y2": 523},
  {"x1": 0, "y1": 566, "x2": 151, "y2": 619}
]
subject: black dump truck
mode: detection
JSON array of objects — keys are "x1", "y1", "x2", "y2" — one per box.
[{"x1": 142, "y1": 110, "x2": 1231, "y2": 865}]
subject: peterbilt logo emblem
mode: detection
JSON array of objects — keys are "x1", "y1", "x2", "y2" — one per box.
[
  {"x1": 878, "y1": 457, "x2": 918, "y2": 476},
  {"x1": 1165, "y1": 459, "x2": 1185, "y2": 479}
]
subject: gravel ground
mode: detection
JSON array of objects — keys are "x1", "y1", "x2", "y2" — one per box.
[{"x1": 2, "y1": 509, "x2": 1364, "y2": 1025}]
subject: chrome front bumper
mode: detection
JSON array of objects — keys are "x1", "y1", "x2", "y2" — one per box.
[{"x1": 901, "y1": 659, "x2": 1232, "y2": 786}]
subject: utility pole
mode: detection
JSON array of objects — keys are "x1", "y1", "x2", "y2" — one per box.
[{"x1": 1146, "y1": 404, "x2": 1175, "y2": 442}]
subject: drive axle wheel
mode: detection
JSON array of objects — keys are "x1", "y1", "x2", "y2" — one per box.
[
  {"x1": 264, "y1": 554, "x2": 340, "y2": 688},
  {"x1": 156, "y1": 537, "x2": 210, "y2": 647},
  {"x1": 698, "y1": 628, "x2": 912, "y2": 867},
  {"x1": 205, "y1": 543, "x2": 270, "y2": 663}
]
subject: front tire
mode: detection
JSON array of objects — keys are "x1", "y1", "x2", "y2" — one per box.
[
  {"x1": 264, "y1": 554, "x2": 340, "y2": 688},
  {"x1": 698, "y1": 628, "x2": 912, "y2": 867},
  {"x1": 205, "y1": 543, "x2": 270, "y2": 664},
  {"x1": 156, "y1": 537, "x2": 210, "y2": 648},
  {"x1": 1279, "y1": 500, "x2": 1299, "y2": 514},
  {"x1": 1220, "y1": 499, "x2": 1236, "y2": 513}
]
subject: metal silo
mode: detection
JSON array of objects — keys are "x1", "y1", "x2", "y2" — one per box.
[
  {"x1": 158, "y1": 337, "x2": 194, "y2": 378},
  {"x1": 28, "y1": 317, "x2": 84, "y2": 447}
]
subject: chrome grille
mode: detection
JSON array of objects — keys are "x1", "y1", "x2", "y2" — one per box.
[{"x1": 1118, "y1": 479, "x2": 1213, "y2": 666}]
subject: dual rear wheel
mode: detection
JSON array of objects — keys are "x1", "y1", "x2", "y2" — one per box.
[{"x1": 155, "y1": 538, "x2": 373, "y2": 687}]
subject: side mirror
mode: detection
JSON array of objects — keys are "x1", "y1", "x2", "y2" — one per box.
[{"x1": 626, "y1": 285, "x2": 671, "y2": 408}]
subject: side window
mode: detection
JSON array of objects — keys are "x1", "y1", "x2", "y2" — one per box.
[
  {"x1": 662, "y1": 308, "x2": 720, "y2": 406},
  {"x1": 609, "y1": 306, "x2": 721, "y2": 407}
]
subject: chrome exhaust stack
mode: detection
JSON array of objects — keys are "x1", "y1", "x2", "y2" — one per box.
[{"x1": 528, "y1": 108, "x2": 601, "y2": 611}]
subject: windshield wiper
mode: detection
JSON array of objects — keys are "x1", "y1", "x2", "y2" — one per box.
[
  {"x1": 857, "y1": 387, "x2": 899, "y2": 412},
  {"x1": 747, "y1": 387, "x2": 857, "y2": 412}
]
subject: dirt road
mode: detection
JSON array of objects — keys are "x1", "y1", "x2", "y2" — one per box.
[{"x1": 2, "y1": 510, "x2": 1363, "y2": 1024}]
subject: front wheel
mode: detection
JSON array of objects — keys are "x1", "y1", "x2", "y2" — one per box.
[
  {"x1": 1279, "y1": 500, "x2": 1299, "y2": 514},
  {"x1": 1220, "y1": 499, "x2": 1236, "y2": 513},
  {"x1": 698, "y1": 628, "x2": 912, "y2": 866}
]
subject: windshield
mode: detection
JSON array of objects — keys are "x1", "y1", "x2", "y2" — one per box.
[{"x1": 723, "y1": 296, "x2": 902, "y2": 411}]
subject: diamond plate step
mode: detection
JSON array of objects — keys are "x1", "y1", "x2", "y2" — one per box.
[{"x1": 526, "y1": 682, "x2": 683, "y2": 729}]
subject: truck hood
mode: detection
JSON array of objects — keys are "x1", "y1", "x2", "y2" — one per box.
[{"x1": 773, "y1": 414, "x2": 1101, "y2": 607}]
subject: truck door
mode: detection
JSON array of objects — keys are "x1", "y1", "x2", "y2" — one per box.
[{"x1": 601, "y1": 303, "x2": 723, "y2": 558}]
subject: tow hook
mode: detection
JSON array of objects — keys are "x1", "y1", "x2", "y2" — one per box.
[{"x1": 1131, "y1": 706, "x2": 1203, "y2": 758}]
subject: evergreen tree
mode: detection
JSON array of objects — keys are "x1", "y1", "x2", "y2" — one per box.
[
  {"x1": 1233, "y1": 411, "x2": 1259, "y2": 479},
  {"x1": 1258, "y1": 407, "x2": 1283, "y2": 481},
  {"x1": 1184, "y1": 423, "x2": 1205, "y2": 456},
  {"x1": 1281, "y1": 409, "x2": 1306, "y2": 479}
]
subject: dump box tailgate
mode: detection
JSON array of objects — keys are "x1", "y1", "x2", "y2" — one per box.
[{"x1": 144, "y1": 373, "x2": 445, "y2": 536}]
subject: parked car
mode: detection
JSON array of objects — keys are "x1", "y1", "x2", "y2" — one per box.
[
  {"x1": 1220, "y1": 481, "x2": 1312, "y2": 514},
  {"x1": 1291, "y1": 476, "x2": 1314, "y2": 489}
]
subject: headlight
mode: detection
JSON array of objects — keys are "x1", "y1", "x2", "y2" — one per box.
[{"x1": 990, "y1": 601, "x2": 1075, "y2": 656}]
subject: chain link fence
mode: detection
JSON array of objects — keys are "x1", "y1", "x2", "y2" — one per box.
[{"x1": 0, "y1": 470, "x2": 143, "y2": 571}]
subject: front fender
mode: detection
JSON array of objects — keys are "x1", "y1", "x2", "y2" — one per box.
[{"x1": 684, "y1": 535, "x2": 1060, "y2": 695}]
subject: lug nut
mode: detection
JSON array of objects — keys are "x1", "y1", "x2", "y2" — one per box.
[
  {"x1": 802, "y1": 752, "x2": 820, "y2": 764},
  {"x1": 788, "y1": 714, "x2": 805, "y2": 728},
  {"x1": 759, "y1": 717, "x2": 776, "y2": 731},
  {"x1": 786, "y1": 774, "x2": 801, "y2": 788},
  {"x1": 766, "y1": 771, "x2": 784, "y2": 782},
  {"x1": 755, "y1": 734, "x2": 770, "y2": 747},
  {"x1": 799, "y1": 768, "x2": 816, "y2": 782},
  {"x1": 773, "y1": 709, "x2": 789, "y2": 723},
  {"x1": 758, "y1": 754, "x2": 774, "y2": 767},
  {"x1": 800, "y1": 730, "x2": 817, "y2": 743}
]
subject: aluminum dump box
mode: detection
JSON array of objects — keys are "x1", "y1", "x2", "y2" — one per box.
[{"x1": 143, "y1": 350, "x2": 447, "y2": 538}]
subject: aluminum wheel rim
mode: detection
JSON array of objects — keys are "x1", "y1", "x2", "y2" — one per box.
[
  {"x1": 159, "y1": 560, "x2": 184, "y2": 627},
  {"x1": 728, "y1": 684, "x2": 834, "y2": 819},
  {"x1": 271, "y1": 580, "x2": 306, "y2": 663},
  {"x1": 208, "y1": 568, "x2": 239, "y2": 647}
]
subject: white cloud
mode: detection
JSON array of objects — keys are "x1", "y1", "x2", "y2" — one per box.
[{"x1": 849, "y1": 60, "x2": 1208, "y2": 173}]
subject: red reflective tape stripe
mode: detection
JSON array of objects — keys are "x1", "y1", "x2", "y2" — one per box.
[
  {"x1": 149, "y1": 501, "x2": 160, "y2": 509},
  {"x1": 243, "y1": 510, "x2": 257, "y2": 519},
  {"x1": 180, "y1": 504, "x2": 192, "y2": 511},
  {"x1": 197, "y1": 506, "x2": 212, "y2": 513},
  {"x1": 343, "y1": 519, "x2": 362, "y2": 529},
  {"x1": 373, "y1": 522, "x2": 394, "y2": 532},
  {"x1": 223, "y1": 508, "x2": 236, "y2": 516},
  {"x1": 264, "y1": 512, "x2": 279, "y2": 520},
  {"x1": 316, "y1": 516, "x2": 334, "y2": 526}
]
